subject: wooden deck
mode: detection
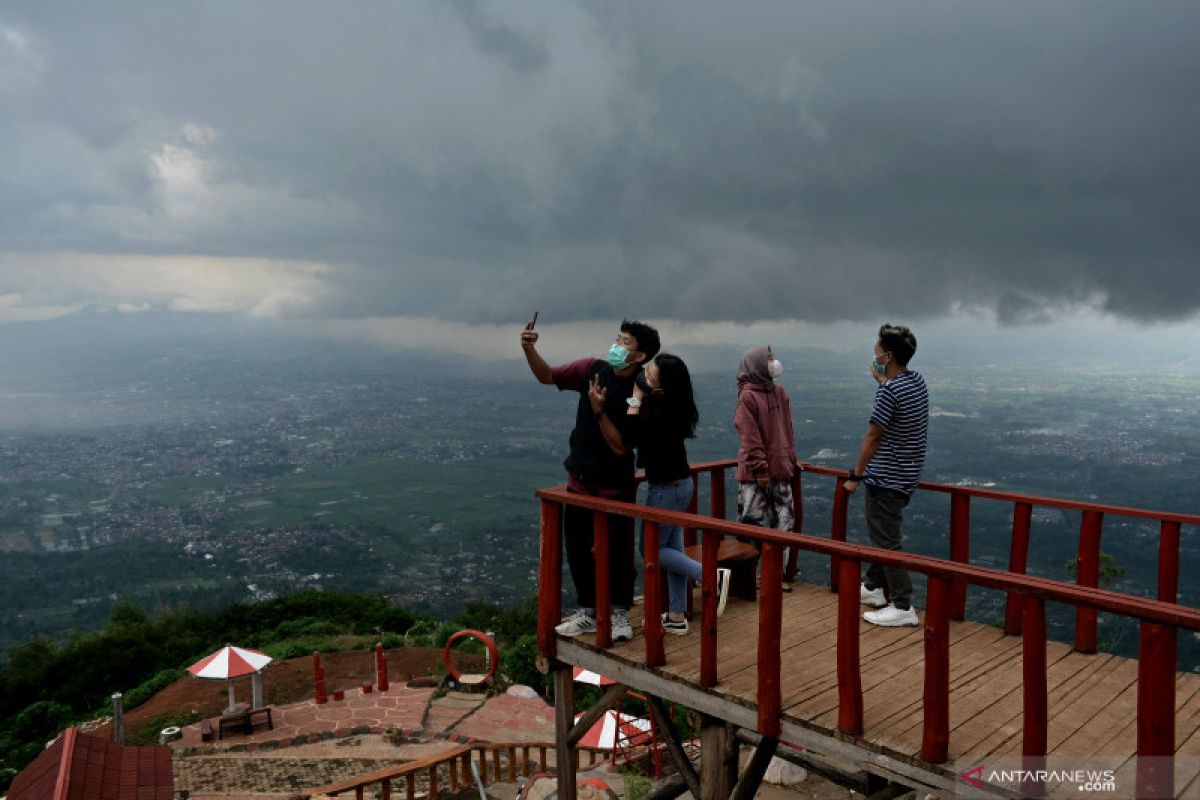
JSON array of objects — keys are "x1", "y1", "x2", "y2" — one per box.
[{"x1": 557, "y1": 581, "x2": 1200, "y2": 798}]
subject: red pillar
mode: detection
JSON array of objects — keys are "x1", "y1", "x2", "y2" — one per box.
[
  {"x1": 830, "y1": 478, "x2": 849, "y2": 592},
  {"x1": 949, "y1": 493, "x2": 970, "y2": 621},
  {"x1": 757, "y1": 542, "x2": 783, "y2": 737},
  {"x1": 836, "y1": 558, "x2": 863, "y2": 735},
  {"x1": 313, "y1": 651, "x2": 328, "y2": 704},
  {"x1": 921, "y1": 576, "x2": 951, "y2": 763},
  {"x1": 376, "y1": 642, "x2": 389, "y2": 692},
  {"x1": 1074, "y1": 511, "x2": 1104, "y2": 653},
  {"x1": 537, "y1": 500, "x2": 563, "y2": 660},
  {"x1": 1005, "y1": 503, "x2": 1033, "y2": 635}
]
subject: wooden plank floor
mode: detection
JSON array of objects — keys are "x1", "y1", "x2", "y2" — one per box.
[{"x1": 566, "y1": 580, "x2": 1200, "y2": 798}]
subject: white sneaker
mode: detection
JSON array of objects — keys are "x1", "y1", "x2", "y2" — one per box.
[
  {"x1": 555, "y1": 609, "x2": 596, "y2": 637},
  {"x1": 863, "y1": 603, "x2": 919, "y2": 627},
  {"x1": 661, "y1": 613, "x2": 689, "y2": 636},
  {"x1": 860, "y1": 583, "x2": 886, "y2": 608},
  {"x1": 611, "y1": 608, "x2": 633, "y2": 642},
  {"x1": 716, "y1": 568, "x2": 731, "y2": 617}
]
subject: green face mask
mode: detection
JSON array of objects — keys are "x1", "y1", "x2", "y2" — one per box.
[
  {"x1": 607, "y1": 343, "x2": 633, "y2": 370},
  {"x1": 871, "y1": 356, "x2": 887, "y2": 376}
]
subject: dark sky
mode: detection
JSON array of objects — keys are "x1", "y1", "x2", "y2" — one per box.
[{"x1": 1, "y1": 1, "x2": 1198, "y2": 329}]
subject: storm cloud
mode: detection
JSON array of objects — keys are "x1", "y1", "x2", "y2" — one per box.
[{"x1": 1, "y1": 1, "x2": 1198, "y2": 326}]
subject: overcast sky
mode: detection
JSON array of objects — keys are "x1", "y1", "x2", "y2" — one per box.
[{"x1": 2, "y1": 1, "x2": 1198, "y2": 347}]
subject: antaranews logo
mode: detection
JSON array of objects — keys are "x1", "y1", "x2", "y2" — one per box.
[
  {"x1": 955, "y1": 758, "x2": 1123, "y2": 796},
  {"x1": 959, "y1": 764, "x2": 986, "y2": 790}
]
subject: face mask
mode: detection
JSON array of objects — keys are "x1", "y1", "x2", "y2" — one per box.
[
  {"x1": 768, "y1": 359, "x2": 783, "y2": 379},
  {"x1": 871, "y1": 356, "x2": 887, "y2": 376},
  {"x1": 607, "y1": 343, "x2": 633, "y2": 370}
]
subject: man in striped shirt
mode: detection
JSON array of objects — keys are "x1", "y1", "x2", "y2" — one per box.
[{"x1": 843, "y1": 324, "x2": 929, "y2": 627}]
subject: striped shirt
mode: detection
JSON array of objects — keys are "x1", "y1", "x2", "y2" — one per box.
[{"x1": 864, "y1": 370, "x2": 928, "y2": 495}]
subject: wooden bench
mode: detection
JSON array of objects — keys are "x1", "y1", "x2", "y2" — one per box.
[
  {"x1": 217, "y1": 706, "x2": 273, "y2": 739},
  {"x1": 683, "y1": 539, "x2": 760, "y2": 603}
]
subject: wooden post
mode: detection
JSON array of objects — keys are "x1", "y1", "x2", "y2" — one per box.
[
  {"x1": 375, "y1": 642, "x2": 389, "y2": 692},
  {"x1": 537, "y1": 500, "x2": 563, "y2": 660},
  {"x1": 313, "y1": 651, "x2": 328, "y2": 705},
  {"x1": 711, "y1": 466, "x2": 726, "y2": 520},
  {"x1": 593, "y1": 511, "x2": 612, "y2": 649},
  {"x1": 554, "y1": 666, "x2": 577, "y2": 800},
  {"x1": 836, "y1": 558, "x2": 863, "y2": 735},
  {"x1": 1021, "y1": 596, "x2": 1047, "y2": 798},
  {"x1": 949, "y1": 493, "x2": 970, "y2": 620},
  {"x1": 730, "y1": 735, "x2": 779, "y2": 800},
  {"x1": 757, "y1": 542, "x2": 783, "y2": 737},
  {"x1": 921, "y1": 575, "x2": 951, "y2": 763},
  {"x1": 700, "y1": 715, "x2": 731, "y2": 800},
  {"x1": 684, "y1": 475, "x2": 699, "y2": 549},
  {"x1": 1074, "y1": 510, "x2": 1104, "y2": 653},
  {"x1": 785, "y1": 469, "x2": 803, "y2": 581},
  {"x1": 643, "y1": 520, "x2": 665, "y2": 666},
  {"x1": 701, "y1": 528, "x2": 720, "y2": 687},
  {"x1": 830, "y1": 478, "x2": 849, "y2": 592},
  {"x1": 1005, "y1": 502, "x2": 1033, "y2": 635},
  {"x1": 1157, "y1": 520, "x2": 1181, "y2": 603},
  {"x1": 1136, "y1": 621, "x2": 1176, "y2": 800}
]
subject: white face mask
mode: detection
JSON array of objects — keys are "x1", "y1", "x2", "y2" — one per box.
[{"x1": 768, "y1": 359, "x2": 783, "y2": 378}]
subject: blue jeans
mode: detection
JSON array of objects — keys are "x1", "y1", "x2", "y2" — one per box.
[{"x1": 641, "y1": 477, "x2": 701, "y2": 613}]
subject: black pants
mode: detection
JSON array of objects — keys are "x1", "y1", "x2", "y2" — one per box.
[
  {"x1": 563, "y1": 488, "x2": 636, "y2": 611},
  {"x1": 863, "y1": 485, "x2": 913, "y2": 610}
]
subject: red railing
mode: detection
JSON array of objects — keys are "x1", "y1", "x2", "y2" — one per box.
[{"x1": 535, "y1": 459, "x2": 1200, "y2": 799}]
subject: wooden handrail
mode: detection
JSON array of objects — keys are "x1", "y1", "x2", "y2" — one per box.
[
  {"x1": 537, "y1": 484, "x2": 1200, "y2": 629},
  {"x1": 536, "y1": 460, "x2": 1199, "y2": 799},
  {"x1": 305, "y1": 742, "x2": 610, "y2": 798}
]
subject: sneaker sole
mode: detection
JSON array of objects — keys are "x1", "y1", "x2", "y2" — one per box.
[
  {"x1": 860, "y1": 598, "x2": 888, "y2": 608},
  {"x1": 863, "y1": 614, "x2": 919, "y2": 627}
]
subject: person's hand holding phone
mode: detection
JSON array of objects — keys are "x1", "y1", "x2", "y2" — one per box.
[{"x1": 520, "y1": 311, "x2": 539, "y2": 350}]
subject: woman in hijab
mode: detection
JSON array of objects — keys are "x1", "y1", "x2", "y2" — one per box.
[
  {"x1": 628, "y1": 353, "x2": 730, "y2": 634},
  {"x1": 734, "y1": 346, "x2": 798, "y2": 548}
]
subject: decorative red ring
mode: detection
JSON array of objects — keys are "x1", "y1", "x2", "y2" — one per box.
[{"x1": 443, "y1": 629, "x2": 499, "y2": 683}]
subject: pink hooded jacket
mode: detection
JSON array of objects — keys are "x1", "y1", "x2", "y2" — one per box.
[{"x1": 734, "y1": 347, "x2": 797, "y2": 483}]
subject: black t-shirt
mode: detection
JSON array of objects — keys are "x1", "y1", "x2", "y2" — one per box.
[
  {"x1": 631, "y1": 398, "x2": 692, "y2": 485},
  {"x1": 551, "y1": 358, "x2": 637, "y2": 490}
]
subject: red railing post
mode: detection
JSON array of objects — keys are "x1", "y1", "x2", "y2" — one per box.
[
  {"x1": 757, "y1": 542, "x2": 783, "y2": 736},
  {"x1": 313, "y1": 651, "x2": 328, "y2": 705},
  {"x1": 537, "y1": 500, "x2": 563, "y2": 660},
  {"x1": 1157, "y1": 520, "x2": 1181, "y2": 603},
  {"x1": 376, "y1": 642, "x2": 389, "y2": 692},
  {"x1": 1137, "y1": 621, "x2": 1176, "y2": 799},
  {"x1": 836, "y1": 558, "x2": 863, "y2": 735},
  {"x1": 949, "y1": 493, "x2": 970, "y2": 620},
  {"x1": 643, "y1": 521, "x2": 665, "y2": 667},
  {"x1": 1074, "y1": 510, "x2": 1104, "y2": 653},
  {"x1": 1021, "y1": 595, "x2": 1047, "y2": 797},
  {"x1": 785, "y1": 469, "x2": 802, "y2": 581},
  {"x1": 710, "y1": 466, "x2": 726, "y2": 520},
  {"x1": 830, "y1": 478, "x2": 850, "y2": 593},
  {"x1": 593, "y1": 511, "x2": 612, "y2": 649},
  {"x1": 1005, "y1": 502, "x2": 1033, "y2": 635},
  {"x1": 921, "y1": 575, "x2": 951, "y2": 763},
  {"x1": 700, "y1": 528, "x2": 720, "y2": 687}
]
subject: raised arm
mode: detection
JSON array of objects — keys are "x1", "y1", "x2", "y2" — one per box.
[{"x1": 520, "y1": 318, "x2": 553, "y2": 385}]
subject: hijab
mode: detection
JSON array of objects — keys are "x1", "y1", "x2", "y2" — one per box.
[{"x1": 737, "y1": 346, "x2": 773, "y2": 388}]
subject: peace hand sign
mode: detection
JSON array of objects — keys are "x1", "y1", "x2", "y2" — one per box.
[{"x1": 588, "y1": 374, "x2": 607, "y2": 414}]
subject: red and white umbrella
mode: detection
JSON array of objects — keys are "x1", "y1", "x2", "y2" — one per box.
[
  {"x1": 572, "y1": 666, "x2": 616, "y2": 687},
  {"x1": 188, "y1": 645, "x2": 272, "y2": 710},
  {"x1": 574, "y1": 710, "x2": 652, "y2": 750}
]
